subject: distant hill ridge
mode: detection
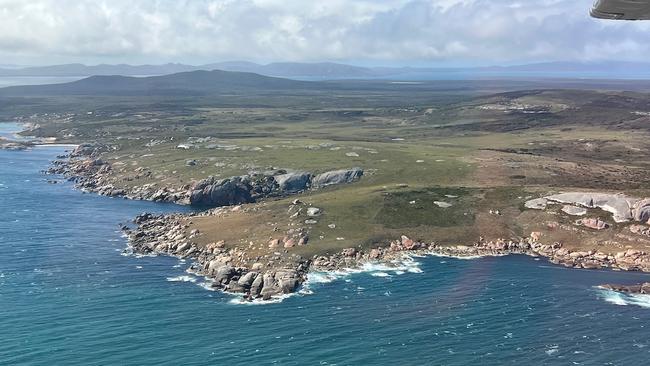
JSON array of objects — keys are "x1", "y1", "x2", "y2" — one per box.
[
  {"x1": 0, "y1": 69, "x2": 317, "y2": 96},
  {"x1": 2, "y1": 61, "x2": 650, "y2": 79}
]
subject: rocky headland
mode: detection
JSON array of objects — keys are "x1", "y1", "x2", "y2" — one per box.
[
  {"x1": 45, "y1": 146, "x2": 650, "y2": 302},
  {"x1": 124, "y1": 207, "x2": 650, "y2": 302},
  {"x1": 48, "y1": 143, "x2": 364, "y2": 208}
]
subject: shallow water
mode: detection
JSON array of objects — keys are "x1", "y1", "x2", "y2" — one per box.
[
  {"x1": 0, "y1": 121, "x2": 30, "y2": 141},
  {"x1": 1, "y1": 141, "x2": 650, "y2": 365}
]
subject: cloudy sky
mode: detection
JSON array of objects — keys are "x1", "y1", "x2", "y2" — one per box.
[{"x1": 1, "y1": 0, "x2": 649, "y2": 66}]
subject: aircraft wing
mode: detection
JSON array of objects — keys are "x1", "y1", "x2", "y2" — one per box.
[{"x1": 591, "y1": 0, "x2": 650, "y2": 20}]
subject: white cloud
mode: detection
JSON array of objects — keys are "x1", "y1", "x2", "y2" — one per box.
[{"x1": 0, "y1": 0, "x2": 649, "y2": 65}]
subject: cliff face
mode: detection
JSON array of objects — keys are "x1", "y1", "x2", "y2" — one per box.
[
  {"x1": 188, "y1": 168, "x2": 364, "y2": 208},
  {"x1": 48, "y1": 143, "x2": 365, "y2": 208}
]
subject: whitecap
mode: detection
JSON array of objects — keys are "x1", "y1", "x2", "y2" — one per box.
[
  {"x1": 306, "y1": 271, "x2": 340, "y2": 284},
  {"x1": 371, "y1": 272, "x2": 391, "y2": 278},
  {"x1": 596, "y1": 288, "x2": 650, "y2": 309},
  {"x1": 228, "y1": 292, "x2": 296, "y2": 306},
  {"x1": 197, "y1": 280, "x2": 218, "y2": 292},
  {"x1": 166, "y1": 275, "x2": 197, "y2": 283},
  {"x1": 545, "y1": 345, "x2": 559, "y2": 356}
]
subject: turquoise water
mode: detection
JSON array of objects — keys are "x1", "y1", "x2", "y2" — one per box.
[
  {"x1": 2, "y1": 135, "x2": 650, "y2": 364},
  {"x1": 0, "y1": 122, "x2": 29, "y2": 141}
]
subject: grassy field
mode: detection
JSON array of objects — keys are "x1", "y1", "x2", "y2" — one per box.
[{"x1": 6, "y1": 81, "x2": 650, "y2": 264}]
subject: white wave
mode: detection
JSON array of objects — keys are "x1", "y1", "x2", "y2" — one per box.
[
  {"x1": 228, "y1": 292, "x2": 297, "y2": 306},
  {"x1": 306, "y1": 271, "x2": 340, "y2": 284},
  {"x1": 197, "y1": 280, "x2": 219, "y2": 292},
  {"x1": 166, "y1": 275, "x2": 197, "y2": 283},
  {"x1": 545, "y1": 346, "x2": 559, "y2": 356},
  {"x1": 120, "y1": 248, "x2": 157, "y2": 258},
  {"x1": 298, "y1": 254, "x2": 425, "y2": 296},
  {"x1": 427, "y1": 252, "x2": 491, "y2": 260},
  {"x1": 371, "y1": 272, "x2": 391, "y2": 278},
  {"x1": 196, "y1": 251, "x2": 494, "y2": 305},
  {"x1": 597, "y1": 288, "x2": 650, "y2": 309}
]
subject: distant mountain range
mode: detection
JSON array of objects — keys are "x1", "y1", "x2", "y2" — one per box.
[{"x1": 2, "y1": 61, "x2": 650, "y2": 80}]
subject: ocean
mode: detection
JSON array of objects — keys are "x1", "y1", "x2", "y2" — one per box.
[
  {"x1": 2, "y1": 123, "x2": 650, "y2": 365},
  {"x1": 0, "y1": 77, "x2": 84, "y2": 88}
]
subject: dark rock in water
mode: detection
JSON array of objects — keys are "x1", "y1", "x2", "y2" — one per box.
[
  {"x1": 189, "y1": 176, "x2": 254, "y2": 207},
  {"x1": 601, "y1": 282, "x2": 650, "y2": 294},
  {"x1": 274, "y1": 172, "x2": 312, "y2": 193},
  {"x1": 312, "y1": 167, "x2": 363, "y2": 188}
]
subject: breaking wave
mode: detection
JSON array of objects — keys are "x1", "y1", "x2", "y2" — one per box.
[
  {"x1": 596, "y1": 288, "x2": 650, "y2": 309},
  {"x1": 166, "y1": 275, "x2": 197, "y2": 283}
]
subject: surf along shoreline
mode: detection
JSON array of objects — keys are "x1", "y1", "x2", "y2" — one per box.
[{"x1": 5, "y1": 122, "x2": 650, "y2": 304}]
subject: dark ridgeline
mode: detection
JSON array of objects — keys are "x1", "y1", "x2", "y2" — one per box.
[
  {"x1": 3, "y1": 60, "x2": 650, "y2": 80},
  {"x1": 0, "y1": 70, "x2": 318, "y2": 96}
]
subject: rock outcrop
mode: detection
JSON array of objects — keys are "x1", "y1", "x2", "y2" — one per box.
[
  {"x1": 123, "y1": 212, "x2": 309, "y2": 302},
  {"x1": 49, "y1": 144, "x2": 365, "y2": 209},
  {"x1": 576, "y1": 217, "x2": 610, "y2": 230},
  {"x1": 274, "y1": 172, "x2": 312, "y2": 193},
  {"x1": 312, "y1": 167, "x2": 364, "y2": 188},
  {"x1": 633, "y1": 199, "x2": 650, "y2": 223},
  {"x1": 561, "y1": 205, "x2": 587, "y2": 216},
  {"x1": 189, "y1": 176, "x2": 255, "y2": 207},
  {"x1": 601, "y1": 282, "x2": 650, "y2": 294},
  {"x1": 188, "y1": 168, "x2": 364, "y2": 208},
  {"x1": 527, "y1": 192, "x2": 639, "y2": 223},
  {"x1": 547, "y1": 192, "x2": 636, "y2": 223}
]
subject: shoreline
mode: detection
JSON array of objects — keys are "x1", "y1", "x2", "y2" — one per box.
[
  {"x1": 123, "y1": 210, "x2": 650, "y2": 302},
  {"x1": 1, "y1": 121, "x2": 78, "y2": 150},
  {"x1": 24, "y1": 138, "x2": 650, "y2": 302}
]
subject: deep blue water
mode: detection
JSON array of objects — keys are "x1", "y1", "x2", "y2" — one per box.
[{"x1": 2, "y1": 128, "x2": 650, "y2": 365}]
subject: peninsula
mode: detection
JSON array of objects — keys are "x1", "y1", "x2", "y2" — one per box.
[{"x1": 5, "y1": 71, "x2": 650, "y2": 301}]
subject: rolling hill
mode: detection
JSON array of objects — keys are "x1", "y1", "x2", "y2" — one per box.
[{"x1": 0, "y1": 70, "x2": 318, "y2": 96}]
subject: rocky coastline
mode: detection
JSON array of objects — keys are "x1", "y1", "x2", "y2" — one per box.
[
  {"x1": 123, "y1": 212, "x2": 310, "y2": 301},
  {"x1": 47, "y1": 143, "x2": 364, "y2": 208},
  {"x1": 124, "y1": 210, "x2": 650, "y2": 302},
  {"x1": 44, "y1": 144, "x2": 650, "y2": 302},
  {"x1": 46, "y1": 144, "x2": 190, "y2": 203},
  {"x1": 600, "y1": 282, "x2": 650, "y2": 295}
]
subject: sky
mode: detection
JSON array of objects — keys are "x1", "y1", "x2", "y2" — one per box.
[{"x1": 1, "y1": 0, "x2": 650, "y2": 66}]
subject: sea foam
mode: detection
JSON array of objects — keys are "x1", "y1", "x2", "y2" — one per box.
[
  {"x1": 596, "y1": 288, "x2": 650, "y2": 309},
  {"x1": 166, "y1": 275, "x2": 197, "y2": 283}
]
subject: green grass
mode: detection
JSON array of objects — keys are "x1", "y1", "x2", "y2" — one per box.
[
  {"x1": 10, "y1": 85, "x2": 650, "y2": 257},
  {"x1": 374, "y1": 187, "x2": 475, "y2": 229}
]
